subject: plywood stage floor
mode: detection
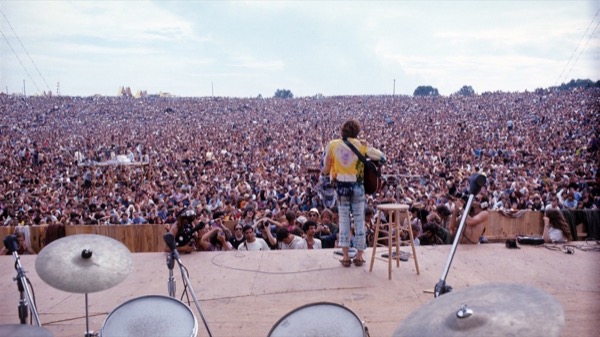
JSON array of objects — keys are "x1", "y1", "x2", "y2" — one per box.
[{"x1": 1, "y1": 243, "x2": 599, "y2": 337}]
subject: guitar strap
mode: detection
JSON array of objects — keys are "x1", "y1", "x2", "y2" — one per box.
[{"x1": 342, "y1": 138, "x2": 380, "y2": 177}]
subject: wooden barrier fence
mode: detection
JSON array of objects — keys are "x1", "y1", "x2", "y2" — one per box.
[
  {"x1": 485, "y1": 211, "x2": 544, "y2": 241},
  {"x1": 1, "y1": 210, "x2": 597, "y2": 253}
]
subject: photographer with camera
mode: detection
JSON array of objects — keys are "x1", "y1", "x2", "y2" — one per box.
[
  {"x1": 200, "y1": 226, "x2": 233, "y2": 251},
  {"x1": 254, "y1": 216, "x2": 278, "y2": 249},
  {"x1": 165, "y1": 209, "x2": 207, "y2": 253}
]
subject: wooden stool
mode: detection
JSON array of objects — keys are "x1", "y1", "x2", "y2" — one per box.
[{"x1": 369, "y1": 204, "x2": 420, "y2": 279}]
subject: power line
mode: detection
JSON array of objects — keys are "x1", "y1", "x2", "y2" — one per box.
[
  {"x1": 555, "y1": 7, "x2": 600, "y2": 86},
  {"x1": 563, "y1": 19, "x2": 600, "y2": 84},
  {"x1": 0, "y1": 28, "x2": 41, "y2": 94},
  {"x1": 0, "y1": 7, "x2": 51, "y2": 94}
]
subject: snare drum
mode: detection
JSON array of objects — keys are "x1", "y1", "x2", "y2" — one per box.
[
  {"x1": 268, "y1": 302, "x2": 366, "y2": 337},
  {"x1": 101, "y1": 295, "x2": 197, "y2": 337}
]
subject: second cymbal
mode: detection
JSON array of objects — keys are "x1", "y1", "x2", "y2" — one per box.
[
  {"x1": 394, "y1": 283, "x2": 564, "y2": 337},
  {"x1": 36, "y1": 234, "x2": 133, "y2": 293}
]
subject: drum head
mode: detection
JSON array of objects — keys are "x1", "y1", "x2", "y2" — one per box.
[
  {"x1": 101, "y1": 295, "x2": 197, "y2": 337},
  {"x1": 268, "y1": 302, "x2": 365, "y2": 337}
]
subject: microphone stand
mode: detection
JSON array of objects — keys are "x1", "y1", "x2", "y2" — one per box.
[
  {"x1": 166, "y1": 251, "x2": 176, "y2": 298},
  {"x1": 167, "y1": 249, "x2": 213, "y2": 337},
  {"x1": 11, "y1": 251, "x2": 42, "y2": 326},
  {"x1": 434, "y1": 173, "x2": 486, "y2": 298},
  {"x1": 434, "y1": 194, "x2": 475, "y2": 297}
]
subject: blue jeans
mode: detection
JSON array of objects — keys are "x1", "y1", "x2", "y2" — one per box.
[{"x1": 337, "y1": 182, "x2": 366, "y2": 250}]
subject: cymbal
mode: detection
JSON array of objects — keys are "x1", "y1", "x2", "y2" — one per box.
[
  {"x1": 394, "y1": 283, "x2": 564, "y2": 337},
  {"x1": 36, "y1": 234, "x2": 133, "y2": 293},
  {"x1": 0, "y1": 324, "x2": 54, "y2": 337}
]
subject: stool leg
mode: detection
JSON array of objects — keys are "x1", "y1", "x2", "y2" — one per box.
[
  {"x1": 406, "y1": 210, "x2": 420, "y2": 275},
  {"x1": 394, "y1": 210, "x2": 400, "y2": 268},
  {"x1": 388, "y1": 210, "x2": 393, "y2": 280},
  {"x1": 369, "y1": 215, "x2": 380, "y2": 272}
]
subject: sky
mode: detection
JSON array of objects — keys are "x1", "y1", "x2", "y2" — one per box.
[{"x1": 1, "y1": 0, "x2": 599, "y2": 98}]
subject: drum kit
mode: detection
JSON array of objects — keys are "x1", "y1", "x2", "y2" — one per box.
[
  {"x1": 2, "y1": 232, "x2": 566, "y2": 337},
  {"x1": 267, "y1": 282, "x2": 564, "y2": 337},
  {"x1": 1, "y1": 234, "x2": 200, "y2": 337}
]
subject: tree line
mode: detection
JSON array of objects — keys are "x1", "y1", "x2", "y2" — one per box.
[{"x1": 272, "y1": 78, "x2": 598, "y2": 99}]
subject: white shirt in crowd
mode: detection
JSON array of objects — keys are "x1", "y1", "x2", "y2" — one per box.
[{"x1": 238, "y1": 238, "x2": 270, "y2": 251}]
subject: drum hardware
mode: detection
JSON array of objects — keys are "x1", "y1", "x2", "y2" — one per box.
[
  {"x1": 164, "y1": 233, "x2": 213, "y2": 337},
  {"x1": 35, "y1": 234, "x2": 133, "y2": 337},
  {"x1": 393, "y1": 283, "x2": 564, "y2": 337},
  {"x1": 3, "y1": 234, "x2": 42, "y2": 327},
  {"x1": 268, "y1": 302, "x2": 368, "y2": 337},
  {"x1": 456, "y1": 305, "x2": 473, "y2": 318},
  {"x1": 434, "y1": 174, "x2": 486, "y2": 298}
]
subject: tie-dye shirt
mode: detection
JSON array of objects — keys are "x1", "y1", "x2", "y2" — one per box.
[{"x1": 322, "y1": 138, "x2": 386, "y2": 183}]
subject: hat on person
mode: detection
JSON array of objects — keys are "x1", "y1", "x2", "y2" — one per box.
[
  {"x1": 308, "y1": 208, "x2": 320, "y2": 216},
  {"x1": 296, "y1": 216, "x2": 308, "y2": 225}
]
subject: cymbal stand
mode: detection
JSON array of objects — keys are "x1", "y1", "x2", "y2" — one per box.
[
  {"x1": 84, "y1": 293, "x2": 93, "y2": 337},
  {"x1": 81, "y1": 249, "x2": 94, "y2": 337},
  {"x1": 168, "y1": 250, "x2": 213, "y2": 337},
  {"x1": 434, "y1": 194, "x2": 475, "y2": 298},
  {"x1": 11, "y1": 251, "x2": 42, "y2": 326}
]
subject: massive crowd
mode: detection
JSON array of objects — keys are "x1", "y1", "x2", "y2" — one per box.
[{"x1": 0, "y1": 89, "x2": 598, "y2": 239}]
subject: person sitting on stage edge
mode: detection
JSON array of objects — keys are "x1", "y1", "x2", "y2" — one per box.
[
  {"x1": 543, "y1": 209, "x2": 572, "y2": 243},
  {"x1": 449, "y1": 198, "x2": 490, "y2": 244}
]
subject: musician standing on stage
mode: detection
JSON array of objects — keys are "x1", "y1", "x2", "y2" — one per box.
[{"x1": 322, "y1": 119, "x2": 386, "y2": 267}]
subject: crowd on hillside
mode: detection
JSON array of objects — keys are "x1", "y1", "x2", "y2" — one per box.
[{"x1": 0, "y1": 89, "x2": 598, "y2": 237}]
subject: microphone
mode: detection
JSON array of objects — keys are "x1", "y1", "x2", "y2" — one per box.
[
  {"x1": 3, "y1": 235, "x2": 19, "y2": 254},
  {"x1": 468, "y1": 174, "x2": 487, "y2": 195},
  {"x1": 163, "y1": 232, "x2": 179, "y2": 270},
  {"x1": 163, "y1": 233, "x2": 178, "y2": 252}
]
